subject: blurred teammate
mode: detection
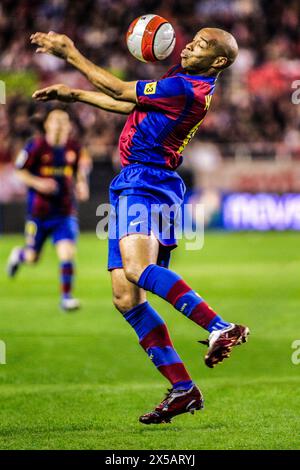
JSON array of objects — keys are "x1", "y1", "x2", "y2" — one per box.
[
  {"x1": 7, "y1": 109, "x2": 90, "y2": 311},
  {"x1": 31, "y1": 28, "x2": 249, "y2": 422}
]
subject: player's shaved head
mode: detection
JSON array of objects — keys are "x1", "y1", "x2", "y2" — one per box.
[
  {"x1": 200, "y1": 27, "x2": 238, "y2": 68},
  {"x1": 181, "y1": 27, "x2": 238, "y2": 75}
]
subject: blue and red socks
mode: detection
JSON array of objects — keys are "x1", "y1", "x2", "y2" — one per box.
[
  {"x1": 60, "y1": 261, "x2": 74, "y2": 299},
  {"x1": 137, "y1": 264, "x2": 230, "y2": 333},
  {"x1": 124, "y1": 302, "x2": 193, "y2": 390}
]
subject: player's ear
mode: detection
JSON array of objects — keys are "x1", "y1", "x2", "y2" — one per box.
[{"x1": 212, "y1": 56, "x2": 228, "y2": 69}]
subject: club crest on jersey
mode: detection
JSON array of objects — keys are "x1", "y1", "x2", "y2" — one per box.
[
  {"x1": 66, "y1": 150, "x2": 76, "y2": 164},
  {"x1": 144, "y1": 82, "x2": 157, "y2": 95}
]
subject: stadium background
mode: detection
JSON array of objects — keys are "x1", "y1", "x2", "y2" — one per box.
[
  {"x1": 0, "y1": 0, "x2": 299, "y2": 450},
  {"x1": 1, "y1": 0, "x2": 300, "y2": 231}
]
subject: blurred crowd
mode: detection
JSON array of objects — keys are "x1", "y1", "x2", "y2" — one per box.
[{"x1": 0, "y1": 0, "x2": 300, "y2": 172}]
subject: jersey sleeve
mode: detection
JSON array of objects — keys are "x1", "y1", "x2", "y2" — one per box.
[
  {"x1": 15, "y1": 140, "x2": 37, "y2": 171},
  {"x1": 136, "y1": 76, "x2": 187, "y2": 117}
]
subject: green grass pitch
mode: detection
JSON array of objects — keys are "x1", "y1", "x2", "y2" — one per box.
[{"x1": 0, "y1": 232, "x2": 299, "y2": 450}]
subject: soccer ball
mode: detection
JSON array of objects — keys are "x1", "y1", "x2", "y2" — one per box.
[{"x1": 126, "y1": 14, "x2": 176, "y2": 63}]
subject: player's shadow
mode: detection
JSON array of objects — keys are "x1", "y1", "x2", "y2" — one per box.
[
  {"x1": 138, "y1": 421, "x2": 226, "y2": 433},
  {"x1": 138, "y1": 426, "x2": 182, "y2": 433}
]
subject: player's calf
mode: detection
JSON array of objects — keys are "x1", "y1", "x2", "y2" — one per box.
[
  {"x1": 59, "y1": 260, "x2": 80, "y2": 312},
  {"x1": 25, "y1": 248, "x2": 39, "y2": 264}
]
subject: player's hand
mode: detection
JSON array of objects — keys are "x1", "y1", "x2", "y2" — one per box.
[
  {"x1": 30, "y1": 31, "x2": 75, "y2": 60},
  {"x1": 32, "y1": 84, "x2": 75, "y2": 103},
  {"x1": 76, "y1": 181, "x2": 90, "y2": 202},
  {"x1": 34, "y1": 178, "x2": 58, "y2": 195}
]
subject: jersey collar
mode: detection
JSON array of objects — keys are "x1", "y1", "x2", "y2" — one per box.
[{"x1": 177, "y1": 72, "x2": 217, "y2": 85}]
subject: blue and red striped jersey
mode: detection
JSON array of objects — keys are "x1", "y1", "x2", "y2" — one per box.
[
  {"x1": 15, "y1": 137, "x2": 81, "y2": 218},
  {"x1": 119, "y1": 64, "x2": 216, "y2": 170}
]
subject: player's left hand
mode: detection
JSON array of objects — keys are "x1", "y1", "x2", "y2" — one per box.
[
  {"x1": 32, "y1": 84, "x2": 75, "y2": 102},
  {"x1": 76, "y1": 181, "x2": 90, "y2": 202},
  {"x1": 30, "y1": 31, "x2": 75, "y2": 60}
]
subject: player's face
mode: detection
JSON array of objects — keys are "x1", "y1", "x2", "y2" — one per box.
[
  {"x1": 180, "y1": 30, "x2": 219, "y2": 73},
  {"x1": 44, "y1": 110, "x2": 71, "y2": 145}
]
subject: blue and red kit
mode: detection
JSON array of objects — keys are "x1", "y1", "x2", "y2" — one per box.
[
  {"x1": 108, "y1": 64, "x2": 216, "y2": 270},
  {"x1": 109, "y1": 65, "x2": 232, "y2": 390},
  {"x1": 119, "y1": 64, "x2": 215, "y2": 170},
  {"x1": 16, "y1": 137, "x2": 80, "y2": 252}
]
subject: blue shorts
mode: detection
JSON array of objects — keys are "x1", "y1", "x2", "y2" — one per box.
[
  {"x1": 108, "y1": 164, "x2": 186, "y2": 270},
  {"x1": 25, "y1": 215, "x2": 79, "y2": 253}
]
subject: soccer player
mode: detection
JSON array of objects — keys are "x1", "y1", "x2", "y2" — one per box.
[
  {"x1": 31, "y1": 27, "x2": 250, "y2": 423},
  {"x1": 7, "y1": 109, "x2": 90, "y2": 312}
]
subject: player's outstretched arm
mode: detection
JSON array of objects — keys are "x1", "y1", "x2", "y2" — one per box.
[
  {"x1": 30, "y1": 32, "x2": 137, "y2": 103},
  {"x1": 16, "y1": 170, "x2": 58, "y2": 194},
  {"x1": 32, "y1": 84, "x2": 135, "y2": 115}
]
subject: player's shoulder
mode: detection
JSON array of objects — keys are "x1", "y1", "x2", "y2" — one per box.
[
  {"x1": 18, "y1": 136, "x2": 47, "y2": 164},
  {"x1": 24, "y1": 136, "x2": 45, "y2": 152},
  {"x1": 160, "y1": 74, "x2": 187, "y2": 93},
  {"x1": 181, "y1": 73, "x2": 216, "y2": 91},
  {"x1": 178, "y1": 73, "x2": 217, "y2": 104},
  {"x1": 153, "y1": 65, "x2": 187, "y2": 95},
  {"x1": 15, "y1": 136, "x2": 44, "y2": 169},
  {"x1": 160, "y1": 65, "x2": 216, "y2": 97},
  {"x1": 161, "y1": 63, "x2": 184, "y2": 79}
]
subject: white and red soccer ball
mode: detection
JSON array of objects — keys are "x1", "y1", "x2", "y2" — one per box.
[{"x1": 126, "y1": 14, "x2": 176, "y2": 63}]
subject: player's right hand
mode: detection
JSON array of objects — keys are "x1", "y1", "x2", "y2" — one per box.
[
  {"x1": 34, "y1": 178, "x2": 58, "y2": 195},
  {"x1": 32, "y1": 84, "x2": 75, "y2": 103},
  {"x1": 30, "y1": 31, "x2": 75, "y2": 60}
]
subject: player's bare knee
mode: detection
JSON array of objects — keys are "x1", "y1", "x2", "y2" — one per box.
[
  {"x1": 25, "y1": 249, "x2": 39, "y2": 264},
  {"x1": 123, "y1": 264, "x2": 145, "y2": 284},
  {"x1": 56, "y1": 241, "x2": 75, "y2": 261},
  {"x1": 113, "y1": 292, "x2": 137, "y2": 314}
]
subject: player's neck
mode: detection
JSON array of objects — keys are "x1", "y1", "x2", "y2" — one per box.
[
  {"x1": 184, "y1": 67, "x2": 220, "y2": 78},
  {"x1": 45, "y1": 134, "x2": 68, "y2": 147}
]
